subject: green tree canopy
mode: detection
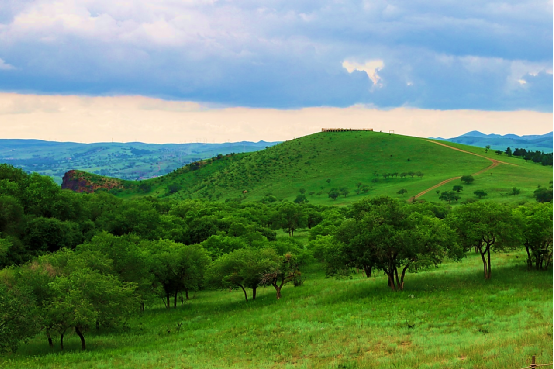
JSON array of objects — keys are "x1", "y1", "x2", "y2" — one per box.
[
  {"x1": 207, "y1": 248, "x2": 278, "y2": 301},
  {"x1": 513, "y1": 203, "x2": 553, "y2": 270},
  {"x1": 448, "y1": 202, "x2": 521, "y2": 279},
  {"x1": 460, "y1": 175, "x2": 475, "y2": 185}
]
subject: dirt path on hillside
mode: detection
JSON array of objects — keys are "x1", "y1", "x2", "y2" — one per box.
[{"x1": 409, "y1": 140, "x2": 517, "y2": 202}]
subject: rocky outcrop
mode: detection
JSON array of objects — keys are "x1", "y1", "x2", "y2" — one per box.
[{"x1": 61, "y1": 170, "x2": 126, "y2": 193}]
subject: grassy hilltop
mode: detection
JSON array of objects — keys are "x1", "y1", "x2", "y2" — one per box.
[{"x1": 100, "y1": 131, "x2": 552, "y2": 205}]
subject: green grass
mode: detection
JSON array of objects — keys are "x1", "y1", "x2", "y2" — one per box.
[
  {"x1": 3, "y1": 251, "x2": 551, "y2": 369},
  {"x1": 115, "y1": 131, "x2": 551, "y2": 205}
]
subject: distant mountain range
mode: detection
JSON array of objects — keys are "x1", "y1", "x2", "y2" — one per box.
[
  {"x1": 0, "y1": 139, "x2": 281, "y2": 185},
  {"x1": 430, "y1": 131, "x2": 553, "y2": 153}
]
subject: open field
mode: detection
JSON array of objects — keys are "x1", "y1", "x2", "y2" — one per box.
[{"x1": 3, "y1": 251, "x2": 551, "y2": 369}]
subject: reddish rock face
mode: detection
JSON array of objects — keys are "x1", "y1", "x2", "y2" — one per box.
[{"x1": 61, "y1": 170, "x2": 125, "y2": 193}]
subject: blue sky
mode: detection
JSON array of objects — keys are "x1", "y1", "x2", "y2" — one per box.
[{"x1": 0, "y1": 0, "x2": 552, "y2": 111}]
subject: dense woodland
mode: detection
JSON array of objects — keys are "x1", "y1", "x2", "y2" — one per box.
[{"x1": 0, "y1": 163, "x2": 552, "y2": 354}]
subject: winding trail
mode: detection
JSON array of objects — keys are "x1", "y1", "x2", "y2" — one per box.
[{"x1": 409, "y1": 140, "x2": 517, "y2": 202}]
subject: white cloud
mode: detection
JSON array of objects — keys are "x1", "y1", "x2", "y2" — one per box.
[
  {"x1": 342, "y1": 60, "x2": 384, "y2": 86},
  {"x1": 0, "y1": 58, "x2": 15, "y2": 70}
]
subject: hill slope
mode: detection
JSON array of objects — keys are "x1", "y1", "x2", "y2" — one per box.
[
  {"x1": 75, "y1": 131, "x2": 551, "y2": 205},
  {"x1": 0, "y1": 139, "x2": 280, "y2": 184}
]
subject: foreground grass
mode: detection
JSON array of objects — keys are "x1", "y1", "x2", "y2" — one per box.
[{"x1": 3, "y1": 252, "x2": 552, "y2": 369}]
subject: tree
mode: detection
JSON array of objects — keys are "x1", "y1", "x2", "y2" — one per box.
[
  {"x1": 328, "y1": 189, "x2": 340, "y2": 201},
  {"x1": 47, "y1": 268, "x2": 136, "y2": 350},
  {"x1": 397, "y1": 189, "x2": 408, "y2": 195},
  {"x1": 485, "y1": 145, "x2": 491, "y2": 153},
  {"x1": 333, "y1": 197, "x2": 460, "y2": 291},
  {"x1": 460, "y1": 175, "x2": 475, "y2": 185},
  {"x1": 439, "y1": 191, "x2": 460, "y2": 203},
  {"x1": 534, "y1": 186, "x2": 553, "y2": 203},
  {"x1": 0, "y1": 195, "x2": 24, "y2": 237},
  {"x1": 261, "y1": 253, "x2": 301, "y2": 299},
  {"x1": 294, "y1": 194, "x2": 308, "y2": 203},
  {"x1": 298, "y1": 188, "x2": 306, "y2": 194},
  {"x1": 76, "y1": 232, "x2": 153, "y2": 311},
  {"x1": 24, "y1": 217, "x2": 82, "y2": 254},
  {"x1": 505, "y1": 147, "x2": 513, "y2": 157},
  {"x1": 0, "y1": 280, "x2": 41, "y2": 353},
  {"x1": 276, "y1": 203, "x2": 307, "y2": 237},
  {"x1": 452, "y1": 185, "x2": 463, "y2": 193},
  {"x1": 167, "y1": 183, "x2": 182, "y2": 194},
  {"x1": 448, "y1": 202, "x2": 520, "y2": 279},
  {"x1": 207, "y1": 248, "x2": 277, "y2": 301},
  {"x1": 474, "y1": 190, "x2": 487, "y2": 199},
  {"x1": 145, "y1": 240, "x2": 210, "y2": 308},
  {"x1": 201, "y1": 235, "x2": 246, "y2": 260},
  {"x1": 361, "y1": 185, "x2": 370, "y2": 194},
  {"x1": 339, "y1": 187, "x2": 349, "y2": 198},
  {"x1": 20, "y1": 249, "x2": 136, "y2": 350},
  {"x1": 305, "y1": 207, "x2": 323, "y2": 229},
  {"x1": 514, "y1": 203, "x2": 553, "y2": 270}
]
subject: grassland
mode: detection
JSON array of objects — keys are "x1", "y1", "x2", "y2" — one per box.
[
  {"x1": 3, "y1": 251, "x2": 551, "y2": 369},
  {"x1": 119, "y1": 131, "x2": 552, "y2": 205}
]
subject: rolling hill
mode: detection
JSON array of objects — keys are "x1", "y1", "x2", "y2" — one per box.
[
  {"x1": 0, "y1": 139, "x2": 280, "y2": 185},
  {"x1": 63, "y1": 130, "x2": 553, "y2": 205}
]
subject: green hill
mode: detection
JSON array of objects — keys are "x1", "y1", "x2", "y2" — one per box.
[{"x1": 70, "y1": 131, "x2": 552, "y2": 205}]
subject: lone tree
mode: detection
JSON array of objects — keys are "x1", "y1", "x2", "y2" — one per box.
[
  {"x1": 474, "y1": 190, "x2": 488, "y2": 199},
  {"x1": 328, "y1": 189, "x2": 340, "y2": 201},
  {"x1": 339, "y1": 187, "x2": 349, "y2": 198},
  {"x1": 448, "y1": 202, "x2": 520, "y2": 279},
  {"x1": 397, "y1": 189, "x2": 408, "y2": 195},
  {"x1": 460, "y1": 175, "x2": 475, "y2": 185},
  {"x1": 452, "y1": 185, "x2": 463, "y2": 193}
]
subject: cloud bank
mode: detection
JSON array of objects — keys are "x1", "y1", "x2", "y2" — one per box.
[
  {"x1": 0, "y1": 0, "x2": 551, "y2": 111},
  {"x1": 0, "y1": 93, "x2": 551, "y2": 144}
]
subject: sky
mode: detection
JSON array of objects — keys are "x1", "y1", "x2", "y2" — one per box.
[{"x1": 0, "y1": 0, "x2": 552, "y2": 143}]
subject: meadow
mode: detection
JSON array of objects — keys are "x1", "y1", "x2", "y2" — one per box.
[{"x1": 3, "y1": 250, "x2": 551, "y2": 369}]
